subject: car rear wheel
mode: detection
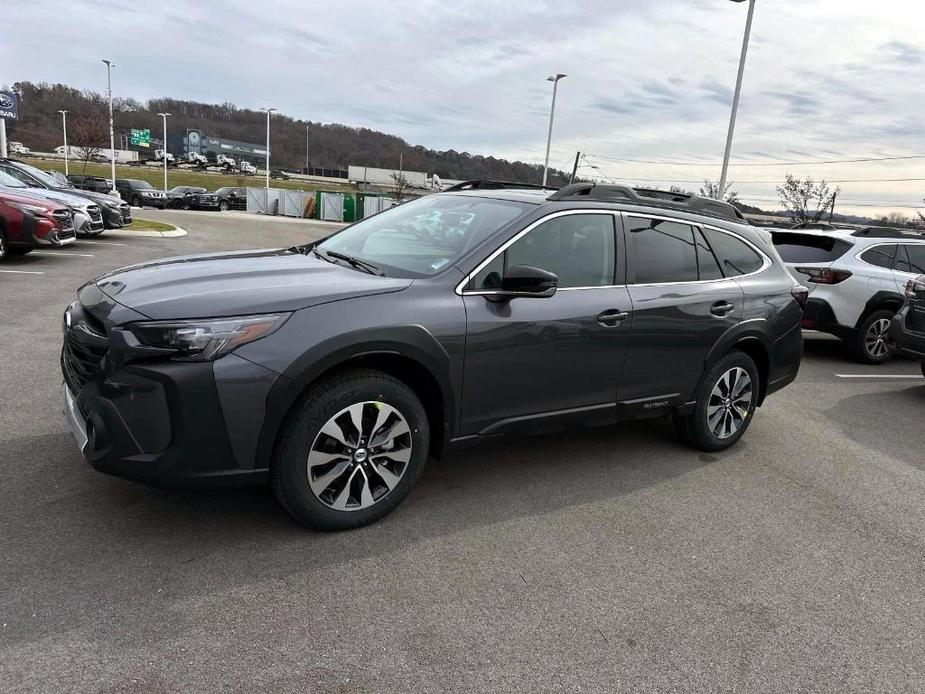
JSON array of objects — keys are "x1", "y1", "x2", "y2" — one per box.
[
  {"x1": 674, "y1": 351, "x2": 759, "y2": 452},
  {"x1": 272, "y1": 368, "x2": 429, "y2": 530},
  {"x1": 0, "y1": 230, "x2": 7, "y2": 259},
  {"x1": 849, "y1": 309, "x2": 895, "y2": 364}
]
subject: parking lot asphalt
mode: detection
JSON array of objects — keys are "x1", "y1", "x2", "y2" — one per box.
[{"x1": 2, "y1": 211, "x2": 924, "y2": 693}]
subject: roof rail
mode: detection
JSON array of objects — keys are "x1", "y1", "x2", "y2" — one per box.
[
  {"x1": 443, "y1": 179, "x2": 557, "y2": 192},
  {"x1": 850, "y1": 226, "x2": 925, "y2": 239},
  {"x1": 547, "y1": 182, "x2": 746, "y2": 223}
]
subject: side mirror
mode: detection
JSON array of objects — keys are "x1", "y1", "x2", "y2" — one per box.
[{"x1": 493, "y1": 265, "x2": 558, "y2": 299}]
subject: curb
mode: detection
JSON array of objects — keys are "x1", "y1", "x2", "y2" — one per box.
[{"x1": 105, "y1": 226, "x2": 188, "y2": 238}]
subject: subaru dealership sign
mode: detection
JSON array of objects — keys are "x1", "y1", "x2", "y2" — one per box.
[{"x1": 0, "y1": 91, "x2": 18, "y2": 120}]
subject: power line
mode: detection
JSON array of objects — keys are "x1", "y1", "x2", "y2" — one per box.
[{"x1": 585, "y1": 152, "x2": 925, "y2": 167}]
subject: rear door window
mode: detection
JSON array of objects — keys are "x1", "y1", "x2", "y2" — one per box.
[
  {"x1": 893, "y1": 246, "x2": 912, "y2": 273},
  {"x1": 694, "y1": 227, "x2": 724, "y2": 280},
  {"x1": 859, "y1": 244, "x2": 897, "y2": 269},
  {"x1": 629, "y1": 218, "x2": 698, "y2": 283},
  {"x1": 702, "y1": 228, "x2": 765, "y2": 277},
  {"x1": 902, "y1": 245, "x2": 925, "y2": 274},
  {"x1": 772, "y1": 232, "x2": 853, "y2": 264}
]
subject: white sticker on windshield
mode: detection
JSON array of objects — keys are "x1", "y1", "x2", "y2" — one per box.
[{"x1": 431, "y1": 257, "x2": 450, "y2": 271}]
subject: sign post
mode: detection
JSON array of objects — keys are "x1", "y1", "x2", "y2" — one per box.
[{"x1": 0, "y1": 90, "x2": 19, "y2": 159}]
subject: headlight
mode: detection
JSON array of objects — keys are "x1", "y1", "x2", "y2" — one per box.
[
  {"x1": 7, "y1": 201, "x2": 51, "y2": 215},
  {"x1": 129, "y1": 313, "x2": 290, "y2": 361}
]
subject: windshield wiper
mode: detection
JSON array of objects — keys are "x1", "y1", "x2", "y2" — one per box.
[{"x1": 322, "y1": 250, "x2": 384, "y2": 276}]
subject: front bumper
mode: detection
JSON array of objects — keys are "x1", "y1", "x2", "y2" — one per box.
[
  {"x1": 139, "y1": 195, "x2": 167, "y2": 209},
  {"x1": 101, "y1": 204, "x2": 132, "y2": 228},
  {"x1": 889, "y1": 306, "x2": 925, "y2": 359},
  {"x1": 61, "y1": 296, "x2": 279, "y2": 487}
]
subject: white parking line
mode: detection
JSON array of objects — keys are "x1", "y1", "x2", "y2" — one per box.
[
  {"x1": 79, "y1": 240, "x2": 127, "y2": 246},
  {"x1": 0, "y1": 269, "x2": 44, "y2": 275},
  {"x1": 835, "y1": 374, "x2": 922, "y2": 379},
  {"x1": 30, "y1": 251, "x2": 95, "y2": 258}
]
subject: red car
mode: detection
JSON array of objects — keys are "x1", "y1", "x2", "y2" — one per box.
[{"x1": 0, "y1": 190, "x2": 75, "y2": 260}]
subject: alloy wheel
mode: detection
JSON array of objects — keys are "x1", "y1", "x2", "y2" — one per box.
[
  {"x1": 0, "y1": 233, "x2": 7, "y2": 259},
  {"x1": 306, "y1": 401, "x2": 412, "y2": 511},
  {"x1": 707, "y1": 367, "x2": 753, "y2": 439},
  {"x1": 864, "y1": 318, "x2": 891, "y2": 359}
]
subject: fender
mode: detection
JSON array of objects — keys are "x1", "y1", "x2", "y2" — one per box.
[
  {"x1": 858, "y1": 290, "x2": 905, "y2": 328},
  {"x1": 253, "y1": 325, "x2": 456, "y2": 470},
  {"x1": 704, "y1": 318, "x2": 772, "y2": 368}
]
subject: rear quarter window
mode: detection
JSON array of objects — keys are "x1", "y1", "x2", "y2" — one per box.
[
  {"x1": 859, "y1": 245, "x2": 897, "y2": 269},
  {"x1": 702, "y1": 228, "x2": 765, "y2": 276},
  {"x1": 772, "y1": 232, "x2": 853, "y2": 264}
]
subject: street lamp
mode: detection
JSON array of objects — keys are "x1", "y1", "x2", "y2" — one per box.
[
  {"x1": 260, "y1": 107, "x2": 276, "y2": 190},
  {"x1": 157, "y1": 112, "x2": 171, "y2": 192},
  {"x1": 542, "y1": 73, "x2": 567, "y2": 187},
  {"x1": 718, "y1": 0, "x2": 757, "y2": 198},
  {"x1": 102, "y1": 59, "x2": 116, "y2": 193},
  {"x1": 57, "y1": 110, "x2": 69, "y2": 176}
]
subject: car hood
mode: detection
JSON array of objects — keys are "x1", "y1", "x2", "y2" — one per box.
[
  {"x1": 94, "y1": 248, "x2": 413, "y2": 320},
  {"x1": 62, "y1": 188, "x2": 123, "y2": 206},
  {"x1": 9, "y1": 186, "x2": 94, "y2": 209}
]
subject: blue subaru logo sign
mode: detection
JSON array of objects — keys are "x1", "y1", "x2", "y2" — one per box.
[
  {"x1": 0, "y1": 92, "x2": 19, "y2": 120},
  {"x1": 0, "y1": 91, "x2": 18, "y2": 120}
]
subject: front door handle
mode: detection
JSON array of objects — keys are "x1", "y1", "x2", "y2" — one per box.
[
  {"x1": 597, "y1": 309, "x2": 630, "y2": 327},
  {"x1": 710, "y1": 301, "x2": 735, "y2": 317}
]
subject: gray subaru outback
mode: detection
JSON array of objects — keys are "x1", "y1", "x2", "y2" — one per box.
[{"x1": 61, "y1": 181, "x2": 805, "y2": 529}]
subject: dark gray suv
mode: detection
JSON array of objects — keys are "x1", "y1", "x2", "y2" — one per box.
[{"x1": 61, "y1": 182, "x2": 805, "y2": 529}]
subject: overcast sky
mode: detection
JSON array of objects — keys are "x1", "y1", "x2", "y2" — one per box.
[{"x1": 4, "y1": 0, "x2": 925, "y2": 217}]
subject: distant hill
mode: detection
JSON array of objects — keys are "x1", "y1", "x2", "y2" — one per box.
[{"x1": 6, "y1": 81, "x2": 572, "y2": 185}]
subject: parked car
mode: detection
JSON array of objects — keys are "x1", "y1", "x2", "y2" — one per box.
[
  {"x1": 889, "y1": 274, "x2": 925, "y2": 377},
  {"x1": 114, "y1": 179, "x2": 167, "y2": 209},
  {"x1": 61, "y1": 181, "x2": 805, "y2": 529},
  {"x1": 270, "y1": 169, "x2": 290, "y2": 180},
  {"x1": 68, "y1": 175, "x2": 114, "y2": 195},
  {"x1": 0, "y1": 167, "x2": 104, "y2": 236},
  {"x1": 0, "y1": 189, "x2": 75, "y2": 259},
  {"x1": 0, "y1": 158, "x2": 130, "y2": 232},
  {"x1": 166, "y1": 186, "x2": 208, "y2": 209},
  {"x1": 772, "y1": 226, "x2": 925, "y2": 363},
  {"x1": 213, "y1": 186, "x2": 247, "y2": 211}
]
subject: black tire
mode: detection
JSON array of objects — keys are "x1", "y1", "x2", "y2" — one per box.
[
  {"x1": 849, "y1": 309, "x2": 895, "y2": 364},
  {"x1": 131, "y1": 195, "x2": 141, "y2": 208},
  {"x1": 219, "y1": 200, "x2": 229, "y2": 212},
  {"x1": 0, "y1": 229, "x2": 7, "y2": 260},
  {"x1": 674, "y1": 351, "x2": 760, "y2": 452},
  {"x1": 272, "y1": 368, "x2": 429, "y2": 530}
]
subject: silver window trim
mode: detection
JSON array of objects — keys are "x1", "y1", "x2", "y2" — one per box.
[
  {"x1": 854, "y1": 240, "x2": 925, "y2": 269},
  {"x1": 455, "y1": 209, "x2": 620, "y2": 296},
  {"x1": 623, "y1": 212, "x2": 772, "y2": 286}
]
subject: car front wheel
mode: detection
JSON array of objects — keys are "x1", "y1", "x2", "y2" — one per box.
[
  {"x1": 272, "y1": 368, "x2": 429, "y2": 530},
  {"x1": 675, "y1": 351, "x2": 760, "y2": 452},
  {"x1": 219, "y1": 201, "x2": 229, "y2": 212}
]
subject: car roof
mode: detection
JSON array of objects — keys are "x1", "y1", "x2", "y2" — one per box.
[{"x1": 771, "y1": 226, "x2": 925, "y2": 244}]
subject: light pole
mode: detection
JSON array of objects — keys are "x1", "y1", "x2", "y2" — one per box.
[
  {"x1": 718, "y1": 0, "x2": 756, "y2": 198},
  {"x1": 260, "y1": 107, "x2": 276, "y2": 190},
  {"x1": 157, "y1": 112, "x2": 171, "y2": 192},
  {"x1": 542, "y1": 73, "x2": 566, "y2": 187},
  {"x1": 57, "y1": 110, "x2": 69, "y2": 176},
  {"x1": 102, "y1": 59, "x2": 116, "y2": 193}
]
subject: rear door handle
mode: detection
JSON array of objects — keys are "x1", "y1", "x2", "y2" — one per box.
[
  {"x1": 597, "y1": 309, "x2": 630, "y2": 327},
  {"x1": 710, "y1": 301, "x2": 735, "y2": 317}
]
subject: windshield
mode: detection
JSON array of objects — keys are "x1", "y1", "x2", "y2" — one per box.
[
  {"x1": 131, "y1": 180, "x2": 155, "y2": 190},
  {"x1": 316, "y1": 195, "x2": 532, "y2": 277},
  {"x1": 14, "y1": 162, "x2": 63, "y2": 188},
  {"x1": 215, "y1": 187, "x2": 234, "y2": 195},
  {"x1": 0, "y1": 170, "x2": 29, "y2": 188}
]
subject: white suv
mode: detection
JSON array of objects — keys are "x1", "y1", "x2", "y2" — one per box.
[{"x1": 771, "y1": 226, "x2": 925, "y2": 363}]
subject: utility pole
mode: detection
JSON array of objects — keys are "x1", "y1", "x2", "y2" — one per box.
[
  {"x1": 260, "y1": 107, "x2": 276, "y2": 190},
  {"x1": 829, "y1": 190, "x2": 837, "y2": 222},
  {"x1": 542, "y1": 73, "x2": 567, "y2": 187},
  {"x1": 58, "y1": 110, "x2": 69, "y2": 175},
  {"x1": 157, "y1": 112, "x2": 171, "y2": 192},
  {"x1": 399, "y1": 150, "x2": 403, "y2": 177},
  {"x1": 103, "y1": 59, "x2": 116, "y2": 193},
  {"x1": 718, "y1": 0, "x2": 756, "y2": 198},
  {"x1": 305, "y1": 123, "x2": 309, "y2": 173},
  {"x1": 0, "y1": 118, "x2": 7, "y2": 159},
  {"x1": 569, "y1": 151, "x2": 581, "y2": 184}
]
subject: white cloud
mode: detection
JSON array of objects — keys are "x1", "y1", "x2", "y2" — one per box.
[{"x1": 3, "y1": 0, "x2": 924, "y2": 216}]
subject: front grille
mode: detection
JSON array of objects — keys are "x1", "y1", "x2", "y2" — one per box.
[
  {"x1": 51, "y1": 209, "x2": 73, "y2": 230},
  {"x1": 87, "y1": 205, "x2": 102, "y2": 222},
  {"x1": 56, "y1": 227, "x2": 76, "y2": 241},
  {"x1": 119, "y1": 204, "x2": 132, "y2": 222},
  {"x1": 61, "y1": 327, "x2": 109, "y2": 395}
]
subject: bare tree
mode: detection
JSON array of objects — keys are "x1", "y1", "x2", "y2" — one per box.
[
  {"x1": 776, "y1": 174, "x2": 840, "y2": 224},
  {"x1": 69, "y1": 100, "x2": 109, "y2": 173},
  {"x1": 879, "y1": 212, "x2": 911, "y2": 227},
  {"x1": 699, "y1": 179, "x2": 739, "y2": 204},
  {"x1": 390, "y1": 171, "x2": 410, "y2": 202}
]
